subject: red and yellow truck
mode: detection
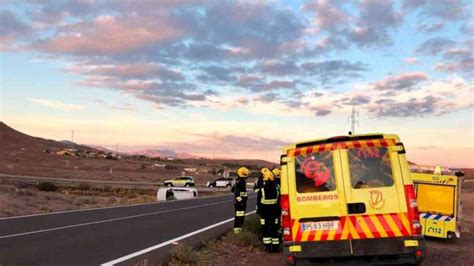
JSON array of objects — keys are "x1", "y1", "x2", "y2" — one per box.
[
  {"x1": 280, "y1": 133, "x2": 425, "y2": 265},
  {"x1": 410, "y1": 166, "x2": 463, "y2": 239}
]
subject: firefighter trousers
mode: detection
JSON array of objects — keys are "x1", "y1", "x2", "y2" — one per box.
[
  {"x1": 260, "y1": 206, "x2": 279, "y2": 251},
  {"x1": 233, "y1": 200, "x2": 247, "y2": 233}
]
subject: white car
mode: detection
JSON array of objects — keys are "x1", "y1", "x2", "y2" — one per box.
[
  {"x1": 156, "y1": 187, "x2": 198, "y2": 201},
  {"x1": 163, "y1": 176, "x2": 195, "y2": 187},
  {"x1": 206, "y1": 177, "x2": 234, "y2": 188}
]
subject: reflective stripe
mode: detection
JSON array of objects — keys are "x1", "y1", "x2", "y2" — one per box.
[
  {"x1": 233, "y1": 228, "x2": 241, "y2": 234},
  {"x1": 260, "y1": 219, "x2": 265, "y2": 225},
  {"x1": 272, "y1": 238, "x2": 279, "y2": 244},
  {"x1": 261, "y1": 199, "x2": 277, "y2": 205},
  {"x1": 261, "y1": 188, "x2": 279, "y2": 205},
  {"x1": 236, "y1": 211, "x2": 245, "y2": 217},
  {"x1": 240, "y1": 192, "x2": 248, "y2": 197},
  {"x1": 420, "y1": 212, "x2": 453, "y2": 222},
  {"x1": 275, "y1": 218, "x2": 279, "y2": 224},
  {"x1": 262, "y1": 237, "x2": 271, "y2": 244}
]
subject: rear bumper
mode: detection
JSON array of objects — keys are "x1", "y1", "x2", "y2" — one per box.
[{"x1": 284, "y1": 236, "x2": 426, "y2": 264}]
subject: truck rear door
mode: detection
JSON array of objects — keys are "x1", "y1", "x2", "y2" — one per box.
[
  {"x1": 338, "y1": 139, "x2": 411, "y2": 255},
  {"x1": 287, "y1": 147, "x2": 352, "y2": 257}
]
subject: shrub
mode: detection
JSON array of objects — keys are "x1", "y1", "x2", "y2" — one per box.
[
  {"x1": 169, "y1": 244, "x2": 196, "y2": 265},
  {"x1": 77, "y1": 183, "x2": 91, "y2": 191},
  {"x1": 37, "y1": 182, "x2": 58, "y2": 192},
  {"x1": 225, "y1": 230, "x2": 260, "y2": 248}
]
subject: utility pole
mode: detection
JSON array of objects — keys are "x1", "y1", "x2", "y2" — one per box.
[
  {"x1": 347, "y1": 105, "x2": 359, "y2": 135},
  {"x1": 71, "y1": 130, "x2": 74, "y2": 142},
  {"x1": 116, "y1": 143, "x2": 118, "y2": 153}
]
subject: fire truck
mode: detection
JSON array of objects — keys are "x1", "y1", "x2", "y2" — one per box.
[
  {"x1": 280, "y1": 133, "x2": 425, "y2": 265},
  {"x1": 410, "y1": 165, "x2": 463, "y2": 239}
]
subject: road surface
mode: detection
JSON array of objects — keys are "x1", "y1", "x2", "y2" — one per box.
[{"x1": 0, "y1": 194, "x2": 257, "y2": 265}]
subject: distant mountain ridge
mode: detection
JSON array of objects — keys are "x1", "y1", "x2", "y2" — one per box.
[{"x1": 128, "y1": 149, "x2": 200, "y2": 159}]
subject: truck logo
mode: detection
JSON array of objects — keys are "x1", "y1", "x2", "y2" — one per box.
[
  {"x1": 301, "y1": 158, "x2": 330, "y2": 187},
  {"x1": 369, "y1": 190, "x2": 385, "y2": 209}
]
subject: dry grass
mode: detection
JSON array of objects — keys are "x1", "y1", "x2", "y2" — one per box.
[
  {"x1": 0, "y1": 182, "x2": 157, "y2": 217},
  {"x1": 167, "y1": 215, "x2": 283, "y2": 266}
]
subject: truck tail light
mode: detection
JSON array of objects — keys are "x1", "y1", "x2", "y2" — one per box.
[
  {"x1": 281, "y1": 194, "x2": 293, "y2": 242},
  {"x1": 404, "y1": 184, "x2": 421, "y2": 235}
]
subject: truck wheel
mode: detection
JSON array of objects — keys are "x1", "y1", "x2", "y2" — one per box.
[
  {"x1": 185, "y1": 183, "x2": 190, "y2": 187},
  {"x1": 165, "y1": 183, "x2": 172, "y2": 187},
  {"x1": 447, "y1": 232, "x2": 458, "y2": 241}
]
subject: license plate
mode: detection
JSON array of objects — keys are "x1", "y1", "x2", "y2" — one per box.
[{"x1": 301, "y1": 221, "x2": 339, "y2": 231}]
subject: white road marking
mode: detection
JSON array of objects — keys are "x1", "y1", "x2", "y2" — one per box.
[
  {"x1": 101, "y1": 210, "x2": 257, "y2": 266},
  {"x1": 0, "y1": 194, "x2": 233, "y2": 220},
  {"x1": 0, "y1": 200, "x2": 233, "y2": 239}
]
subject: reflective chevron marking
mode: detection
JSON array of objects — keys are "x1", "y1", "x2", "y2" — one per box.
[
  {"x1": 287, "y1": 139, "x2": 396, "y2": 157},
  {"x1": 293, "y1": 213, "x2": 411, "y2": 242},
  {"x1": 420, "y1": 212, "x2": 452, "y2": 221}
]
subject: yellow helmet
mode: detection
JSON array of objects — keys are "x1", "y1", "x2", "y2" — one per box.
[
  {"x1": 272, "y1": 168, "x2": 281, "y2": 177},
  {"x1": 237, "y1": 167, "x2": 250, "y2": 178},
  {"x1": 263, "y1": 170, "x2": 274, "y2": 181},
  {"x1": 261, "y1": 167, "x2": 271, "y2": 174}
]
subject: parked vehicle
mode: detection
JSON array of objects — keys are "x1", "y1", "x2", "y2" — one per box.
[
  {"x1": 411, "y1": 170, "x2": 463, "y2": 239},
  {"x1": 206, "y1": 177, "x2": 233, "y2": 188},
  {"x1": 156, "y1": 187, "x2": 198, "y2": 201},
  {"x1": 163, "y1": 176, "x2": 195, "y2": 187},
  {"x1": 280, "y1": 133, "x2": 425, "y2": 265}
]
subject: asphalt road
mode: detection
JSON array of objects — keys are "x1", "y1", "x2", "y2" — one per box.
[{"x1": 0, "y1": 194, "x2": 257, "y2": 266}]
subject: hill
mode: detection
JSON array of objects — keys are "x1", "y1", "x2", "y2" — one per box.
[
  {"x1": 0, "y1": 121, "x2": 277, "y2": 182},
  {"x1": 0, "y1": 122, "x2": 91, "y2": 152}
]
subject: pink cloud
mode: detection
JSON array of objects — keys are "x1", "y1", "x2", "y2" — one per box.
[
  {"x1": 303, "y1": 0, "x2": 348, "y2": 32},
  {"x1": 368, "y1": 72, "x2": 429, "y2": 91},
  {"x1": 37, "y1": 15, "x2": 183, "y2": 55},
  {"x1": 69, "y1": 63, "x2": 183, "y2": 80},
  {"x1": 435, "y1": 60, "x2": 474, "y2": 73},
  {"x1": 402, "y1": 57, "x2": 420, "y2": 64}
]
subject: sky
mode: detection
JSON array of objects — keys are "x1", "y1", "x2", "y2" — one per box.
[{"x1": 0, "y1": 0, "x2": 473, "y2": 167}]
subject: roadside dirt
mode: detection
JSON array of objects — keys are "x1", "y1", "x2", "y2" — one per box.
[{"x1": 0, "y1": 182, "x2": 157, "y2": 217}]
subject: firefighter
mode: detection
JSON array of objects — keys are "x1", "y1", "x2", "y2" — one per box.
[
  {"x1": 232, "y1": 167, "x2": 249, "y2": 234},
  {"x1": 272, "y1": 168, "x2": 282, "y2": 241},
  {"x1": 254, "y1": 168, "x2": 267, "y2": 215},
  {"x1": 260, "y1": 170, "x2": 280, "y2": 252}
]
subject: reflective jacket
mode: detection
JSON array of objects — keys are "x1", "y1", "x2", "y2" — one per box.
[
  {"x1": 260, "y1": 180, "x2": 280, "y2": 206},
  {"x1": 233, "y1": 177, "x2": 248, "y2": 201}
]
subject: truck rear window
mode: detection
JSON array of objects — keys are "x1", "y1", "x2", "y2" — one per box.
[
  {"x1": 348, "y1": 147, "x2": 394, "y2": 189},
  {"x1": 295, "y1": 151, "x2": 336, "y2": 193}
]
